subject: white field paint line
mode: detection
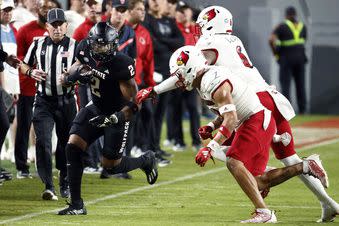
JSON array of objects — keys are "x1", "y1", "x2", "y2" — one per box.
[
  {"x1": 0, "y1": 168, "x2": 224, "y2": 225},
  {"x1": 297, "y1": 138, "x2": 339, "y2": 152},
  {"x1": 1, "y1": 138, "x2": 339, "y2": 225}
]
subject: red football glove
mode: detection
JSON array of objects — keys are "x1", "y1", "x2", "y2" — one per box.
[
  {"x1": 136, "y1": 87, "x2": 157, "y2": 104},
  {"x1": 198, "y1": 125, "x2": 214, "y2": 140},
  {"x1": 195, "y1": 147, "x2": 214, "y2": 167}
]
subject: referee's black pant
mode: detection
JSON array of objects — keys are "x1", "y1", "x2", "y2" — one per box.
[
  {"x1": 32, "y1": 95, "x2": 76, "y2": 190},
  {"x1": 14, "y1": 94, "x2": 34, "y2": 172}
]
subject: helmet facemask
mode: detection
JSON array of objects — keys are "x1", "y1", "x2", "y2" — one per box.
[
  {"x1": 88, "y1": 22, "x2": 119, "y2": 62},
  {"x1": 169, "y1": 46, "x2": 208, "y2": 91}
]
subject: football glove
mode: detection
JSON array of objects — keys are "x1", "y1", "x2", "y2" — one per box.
[
  {"x1": 198, "y1": 125, "x2": 214, "y2": 140},
  {"x1": 89, "y1": 114, "x2": 119, "y2": 128},
  {"x1": 195, "y1": 147, "x2": 214, "y2": 167},
  {"x1": 136, "y1": 87, "x2": 157, "y2": 104}
]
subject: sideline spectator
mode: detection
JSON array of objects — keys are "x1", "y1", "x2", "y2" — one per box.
[
  {"x1": 143, "y1": 0, "x2": 184, "y2": 163},
  {"x1": 269, "y1": 6, "x2": 307, "y2": 114}
]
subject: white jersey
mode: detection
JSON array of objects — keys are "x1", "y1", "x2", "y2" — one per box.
[
  {"x1": 196, "y1": 34, "x2": 295, "y2": 121},
  {"x1": 198, "y1": 66, "x2": 265, "y2": 125}
]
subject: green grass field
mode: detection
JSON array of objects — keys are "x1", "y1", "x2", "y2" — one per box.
[{"x1": 0, "y1": 115, "x2": 338, "y2": 225}]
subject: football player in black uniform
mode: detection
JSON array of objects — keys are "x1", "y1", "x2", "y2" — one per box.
[{"x1": 57, "y1": 22, "x2": 158, "y2": 215}]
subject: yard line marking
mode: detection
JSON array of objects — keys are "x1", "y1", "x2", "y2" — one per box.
[{"x1": 1, "y1": 138, "x2": 338, "y2": 224}]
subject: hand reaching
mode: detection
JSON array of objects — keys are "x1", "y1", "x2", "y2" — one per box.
[
  {"x1": 136, "y1": 87, "x2": 156, "y2": 104},
  {"x1": 5, "y1": 55, "x2": 21, "y2": 68},
  {"x1": 89, "y1": 113, "x2": 119, "y2": 128}
]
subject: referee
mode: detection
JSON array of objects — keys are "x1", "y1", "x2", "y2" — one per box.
[{"x1": 19, "y1": 8, "x2": 77, "y2": 200}]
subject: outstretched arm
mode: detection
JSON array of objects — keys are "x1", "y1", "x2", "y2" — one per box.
[{"x1": 136, "y1": 76, "x2": 179, "y2": 104}]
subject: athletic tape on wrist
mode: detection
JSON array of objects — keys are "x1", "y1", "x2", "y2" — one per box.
[
  {"x1": 207, "y1": 122, "x2": 215, "y2": 130},
  {"x1": 219, "y1": 104, "x2": 236, "y2": 115}
]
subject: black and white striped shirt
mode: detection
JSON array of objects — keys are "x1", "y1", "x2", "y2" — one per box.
[{"x1": 24, "y1": 36, "x2": 77, "y2": 96}]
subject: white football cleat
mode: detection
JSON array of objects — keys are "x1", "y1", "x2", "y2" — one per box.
[
  {"x1": 241, "y1": 209, "x2": 277, "y2": 223},
  {"x1": 42, "y1": 189, "x2": 58, "y2": 201},
  {"x1": 317, "y1": 203, "x2": 339, "y2": 223},
  {"x1": 303, "y1": 154, "x2": 329, "y2": 188}
]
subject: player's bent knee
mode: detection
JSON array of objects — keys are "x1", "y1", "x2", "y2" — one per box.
[
  {"x1": 68, "y1": 134, "x2": 87, "y2": 151},
  {"x1": 102, "y1": 148, "x2": 122, "y2": 167}
]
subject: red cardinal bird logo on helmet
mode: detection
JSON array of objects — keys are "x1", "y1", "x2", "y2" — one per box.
[
  {"x1": 203, "y1": 8, "x2": 217, "y2": 22},
  {"x1": 177, "y1": 51, "x2": 189, "y2": 66}
]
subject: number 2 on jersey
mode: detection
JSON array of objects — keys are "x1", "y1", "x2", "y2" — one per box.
[{"x1": 91, "y1": 76, "x2": 101, "y2": 97}]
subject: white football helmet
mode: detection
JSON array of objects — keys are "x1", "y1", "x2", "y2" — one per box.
[
  {"x1": 169, "y1": 45, "x2": 208, "y2": 91},
  {"x1": 196, "y1": 6, "x2": 233, "y2": 36}
]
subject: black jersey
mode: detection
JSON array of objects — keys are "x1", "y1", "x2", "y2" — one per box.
[{"x1": 76, "y1": 39, "x2": 136, "y2": 114}]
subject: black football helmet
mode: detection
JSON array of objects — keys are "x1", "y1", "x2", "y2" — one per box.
[{"x1": 87, "y1": 22, "x2": 119, "y2": 62}]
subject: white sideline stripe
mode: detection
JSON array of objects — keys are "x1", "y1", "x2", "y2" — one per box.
[
  {"x1": 0, "y1": 168, "x2": 224, "y2": 225},
  {"x1": 1, "y1": 138, "x2": 338, "y2": 224}
]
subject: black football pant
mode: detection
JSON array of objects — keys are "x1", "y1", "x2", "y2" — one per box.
[{"x1": 33, "y1": 95, "x2": 76, "y2": 190}]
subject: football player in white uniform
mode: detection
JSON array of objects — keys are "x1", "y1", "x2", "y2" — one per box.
[
  {"x1": 139, "y1": 45, "x2": 328, "y2": 223},
  {"x1": 137, "y1": 6, "x2": 339, "y2": 222}
]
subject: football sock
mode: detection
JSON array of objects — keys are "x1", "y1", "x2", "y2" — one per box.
[
  {"x1": 66, "y1": 143, "x2": 84, "y2": 207},
  {"x1": 281, "y1": 154, "x2": 338, "y2": 208},
  {"x1": 108, "y1": 156, "x2": 143, "y2": 174}
]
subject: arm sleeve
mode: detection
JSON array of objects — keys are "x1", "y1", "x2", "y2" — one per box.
[
  {"x1": 23, "y1": 39, "x2": 38, "y2": 67},
  {"x1": 273, "y1": 24, "x2": 283, "y2": 40},
  {"x1": 143, "y1": 33, "x2": 155, "y2": 87},
  {"x1": 16, "y1": 26, "x2": 28, "y2": 60},
  {"x1": 128, "y1": 36, "x2": 137, "y2": 59}
]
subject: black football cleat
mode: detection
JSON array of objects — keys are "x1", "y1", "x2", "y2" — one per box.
[
  {"x1": 141, "y1": 151, "x2": 158, "y2": 185},
  {"x1": 58, "y1": 201, "x2": 87, "y2": 215}
]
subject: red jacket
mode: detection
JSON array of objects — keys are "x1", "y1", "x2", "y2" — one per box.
[
  {"x1": 129, "y1": 22, "x2": 155, "y2": 87},
  {"x1": 176, "y1": 21, "x2": 196, "y2": 45},
  {"x1": 73, "y1": 18, "x2": 96, "y2": 42},
  {"x1": 16, "y1": 21, "x2": 48, "y2": 96}
]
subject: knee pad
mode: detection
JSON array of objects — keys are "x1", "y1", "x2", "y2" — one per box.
[{"x1": 65, "y1": 143, "x2": 84, "y2": 161}]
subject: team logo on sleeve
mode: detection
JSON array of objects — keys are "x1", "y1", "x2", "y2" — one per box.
[
  {"x1": 203, "y1": 8, "x2": 217, "y2": 22},
  {"x1": 177, "y1": 51, "x2": 189, "y2": 66}
]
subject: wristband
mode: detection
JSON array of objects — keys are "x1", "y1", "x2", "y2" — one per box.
[
  {"x1": 26, "y1": 68, "x2": 33, "y2": 77},
  {"x1": 218, "y1": 126, "x2": 231, "y2": 138},
  {"x1": 207, "y1": 122, "x2": 215, "y2": 130}
]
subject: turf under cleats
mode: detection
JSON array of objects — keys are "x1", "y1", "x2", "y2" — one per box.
[
  {"x1": 303, "y1": 154, "x2": 329, "y2": 188},
  {"x1": 141, "y1": 151, "x2": 158, "y2": 185},
  {"x1": 58, "y1": 201, "x2": 87, "y2": 215},
  {"x1": 241, "y1": 209, "x2": 277, "y2": 223}
]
